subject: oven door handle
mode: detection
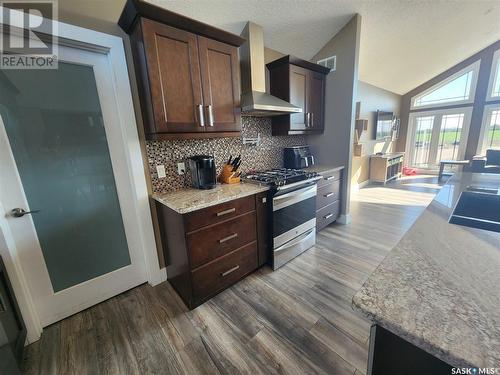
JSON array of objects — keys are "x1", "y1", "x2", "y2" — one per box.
[
  {"x1": 273, "y1": 185, "x2": 317, "y2": 211},
  {"x1": 274, "y1": 228, "x2": 315, "y2": 253}
]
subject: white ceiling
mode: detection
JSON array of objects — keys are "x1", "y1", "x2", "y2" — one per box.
[{"x1": 59, "y1": 0, "x2": 500, "y2": 95}]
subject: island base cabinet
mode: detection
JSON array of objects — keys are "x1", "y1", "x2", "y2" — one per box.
[{"x1": 368, "y1": 325, "x2": 452, "y2": 375}]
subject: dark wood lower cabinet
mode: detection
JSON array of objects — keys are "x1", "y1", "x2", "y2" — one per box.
[
  {"x1": 315, "y1": 167, "x2": 343, "y2": 231},
  {"x1": 368, "y1": 325, "x2": 452, "y2": 375},
  {"x1": 156, "y1": 193, "x2": 267, "y2": 309}
]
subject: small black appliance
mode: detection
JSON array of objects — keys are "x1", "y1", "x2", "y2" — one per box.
[
  {"x1": 188, "y1": 155, "x2": 217, "y2": 189},
  {"x1": 284, "y1": 146, "x2": 315, "y2": 169}
]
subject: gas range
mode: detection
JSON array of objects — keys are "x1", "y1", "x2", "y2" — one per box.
[
  {"x1": 243, "y1": 168, "x2": 320, "y2": 270},
  {"x1": 243, "y1": 168, "x2": 320, "y2": 191}
]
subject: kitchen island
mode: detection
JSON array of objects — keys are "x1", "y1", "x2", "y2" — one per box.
[{"x1": 353, "y1": 173, "x2": 500, "y2": 371}]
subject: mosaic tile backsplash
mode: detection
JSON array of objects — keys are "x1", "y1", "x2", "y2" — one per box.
[{"x1": 146, "y1": 117, "x2": 306, "y2": 193}]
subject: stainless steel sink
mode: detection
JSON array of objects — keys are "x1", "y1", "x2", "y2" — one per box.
[{"x1": 449, "y1": 190, "x2": 500, "y2": 233}]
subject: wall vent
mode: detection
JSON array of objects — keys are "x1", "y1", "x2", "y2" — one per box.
[{"x1": 317, "y1": 55, "x2": 336, "y2": 72}]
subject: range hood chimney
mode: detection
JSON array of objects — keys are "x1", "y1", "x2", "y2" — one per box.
[{"x1": 240, "y1": 22, "x2": 301, "y2": 117}]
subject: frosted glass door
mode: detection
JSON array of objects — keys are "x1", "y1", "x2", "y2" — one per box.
[{"x1": 0, "y1": 62, "x2": 131, "y2": 292}]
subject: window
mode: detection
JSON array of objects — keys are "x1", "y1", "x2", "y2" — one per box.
[
  {"x1": 411, "y1": 61, "x2": 480, "y2": 109},
  {"x1": 436, "y1": 113, "x2": 465, "y2": 163},
  {"x1": 412, "y1": 116, "x2": 434, "y2": 166},
  {"x1": 479, "y1": 105, "x2": 500, "y2": 154},
  {"x1": 407, "y1": 108, "x2": 472, "y2": 169},
  {"x1": 487, "y1": 49, "x2": 500, "y2": 100}
]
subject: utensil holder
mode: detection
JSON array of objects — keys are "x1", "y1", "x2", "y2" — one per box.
[{"x1": 219, "y1": 164, "x2": 241, "y2": 184}]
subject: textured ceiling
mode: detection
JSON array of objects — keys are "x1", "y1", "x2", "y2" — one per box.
[{"x1": 58, "y1": 0, "x2": 500, "y2": 95}]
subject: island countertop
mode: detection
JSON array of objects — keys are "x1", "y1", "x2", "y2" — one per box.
[
  {"x1": 353, "y1": 172, "x2": 500, "y2": 367},
  {"x1": 152, "y1": 183, "x2": 269, "y2": 214}
]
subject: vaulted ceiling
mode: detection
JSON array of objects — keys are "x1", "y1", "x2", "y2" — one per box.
[{"x1": 59, "y1": 0, "x2": 500, "y2": 95}]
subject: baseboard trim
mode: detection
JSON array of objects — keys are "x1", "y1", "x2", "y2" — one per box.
[
  {"x1": 351, "y1": 179, "x2": 370, "y2": 192},
  {"x1": 148, "y1": 268, "x2": 167, "y2": 286},
  {"x1": 337, "y1": 213, "x2": 352, "y2": 225}
]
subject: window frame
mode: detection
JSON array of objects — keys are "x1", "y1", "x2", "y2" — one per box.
[
  {"x1": 486, "y1": 49, "x2": 500, "y2": 101},
  {"x1": 410, "y1": 61, "x2": 481, "y2": 110},
  {"x1": 477, "y1": 103, "x2": 500, "y2": 155}
]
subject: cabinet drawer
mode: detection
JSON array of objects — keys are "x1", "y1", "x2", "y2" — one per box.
[
  {"x1": 184, "y1": 195, "x2": 255, "y2": 232},
  {"x1": 187, "y1": 212, "x2": 257, "y2": 269},
  {"x1": 191, "y1": 241, "x2": 258, "y2": 301},
  {"x1": 317, "y1": 169, "x2": 342, "y2": 188},
  {"x1": 316, "y1": 200, "x2": 340, "y2": 230},
  {"x1": 316, "y1": 180, "x2": 340, "y2": 209}
]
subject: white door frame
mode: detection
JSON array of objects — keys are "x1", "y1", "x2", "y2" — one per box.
[
  {"x1": 406, "y1": 107, "x2": 473, "y2": 170},
  {"x1": 0, "y1": 12, "x2": 163, "y2": 343}
]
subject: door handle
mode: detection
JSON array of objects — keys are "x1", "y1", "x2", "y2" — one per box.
[
  {"x1": 197, "y1": 104, "x2": 205, "y2": 127},
  {"x1": 310, "y1": 113, "x2": 314, "y2": 127},
  {"x1": 10, "y1": 208, "x2": 40, "y2": 218},
  {"x1": 306, "y1": 112, "x2": 310, "y2": 127},
  {"x1": 206, "y1": 105, "x2": 214, "y2": 127}
]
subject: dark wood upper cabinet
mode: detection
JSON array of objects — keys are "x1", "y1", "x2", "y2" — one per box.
[
  {"x1": 142, "y1": 20, "x2": 204, "y2": 134},
  {"x1": 289, "y1": 65, "x2": 309, "y2": 131},
  {"x1": 119, "y1": 0, "x2": 244, "y2": 140},
  {"x1": 267, "y1": 55, "x2": 330, "y2": 136},
  {"x1": 198, "y1": 37, "x2": 241, "y2": 132},
  {"x1": 307, "y1": 71, "x2": 326, "y2": 132}
]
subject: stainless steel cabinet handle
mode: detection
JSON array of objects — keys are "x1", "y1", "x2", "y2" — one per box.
[
  {"x1": 206, "y1": 105, "x2": 214, "y2": 127},
  {"x1": 324, "y1": 176, "x2": 335, "y2": 181},
  {"x1": 221, "y1": 265, "x2": 239, "y2": 277},
  {"x1": 324, "y1": 213, "x2": 334, "y2": 220},
  {"x1": 216, "y1": 208, "x2": 235, "y2": 217},
  {"x1": 197, "y1": 104, "x2": 205, "y2": 127},
  {"x1": 310, "y1": 112, "x2": 314, "y2": 127},
  {"x1": 10, "y1": 208, "x2": 40, "y2": 218},
  {"x1": 219, "y1": 233, "x2": 238, "y2": 244},
  {"x1": 324, "y1": 192, "x2": 334, "y2": 198}
]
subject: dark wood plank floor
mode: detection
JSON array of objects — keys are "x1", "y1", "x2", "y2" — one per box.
[{"x1": 22, "y1": 176, "x2": 440, "y2": 375}]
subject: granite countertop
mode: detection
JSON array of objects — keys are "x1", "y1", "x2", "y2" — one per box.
[
  {"x1": 353, "y1": 172, "x2": 500, "y2": 367},
  {"x1": 303, "y1": 164, "x2": 344, "y2": 174},
  {"x1": 152, "y1": 183, "x2": 269, "y2": 214}
]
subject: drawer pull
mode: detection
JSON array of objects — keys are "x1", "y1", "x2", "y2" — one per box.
[
  {"x1": 324, "y1": 192, "x2": 334, "y2": 198},
  {"x1": 324, "y1": 213, "x2": 334, "y2": 220},
  {"x1": 216, "y1": 208, "x2": 236, "y2": 217},
  {"x1": 324, "y1": 176, "x2": 335, "y2": 181},
  {"x1": 221, "y1": 265, "x2": 239, "y2": 277},
  {"x1": 219, "y1": 233, "x2": 238, "y2": 243}
]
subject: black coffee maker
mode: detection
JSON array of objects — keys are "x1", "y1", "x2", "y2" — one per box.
[{"x1": 188, "y1": 155, "x2": 217, "y2": 189}]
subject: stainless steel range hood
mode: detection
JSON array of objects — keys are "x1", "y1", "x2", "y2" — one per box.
[{"x1": 240, "y1": 22, "x2": 301, "y2": 117}]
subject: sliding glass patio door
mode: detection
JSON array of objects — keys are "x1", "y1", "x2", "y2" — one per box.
[{"x1": 407, "y1": 108, "x2": 472, "y2": 169}]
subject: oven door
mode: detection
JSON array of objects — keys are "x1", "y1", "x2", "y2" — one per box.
[{"x1": 273, "y1": 183, "x2": 317, "y2": 248}]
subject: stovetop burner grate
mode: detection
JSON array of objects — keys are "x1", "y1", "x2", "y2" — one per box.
[{"x1": 243, "y1": 168, "x2": 319, "y2": 187}]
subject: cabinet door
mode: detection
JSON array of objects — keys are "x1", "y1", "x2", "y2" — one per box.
[
  {"x1": 289, "y1": 65, "x2": 308, "y2": 131},
  {"x1": 198, "y1": 37, "x2": 241, "y2": 132},
  {"x1": 142, "y1": 19, "x2": 205, "y2": 133},
  {"x1": 307, "y1": 71, "x2": 326, "y2": 131}
]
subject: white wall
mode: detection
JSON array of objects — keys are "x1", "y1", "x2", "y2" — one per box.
[{"x1": 352, "y1": 81, "x2": 401, "y2": 189}]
